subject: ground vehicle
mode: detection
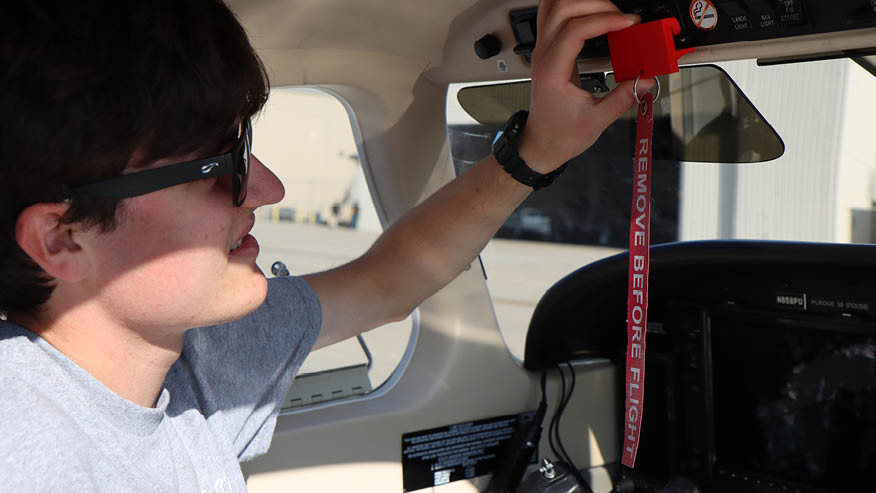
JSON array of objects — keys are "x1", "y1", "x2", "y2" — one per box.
[{"x1": 224, "y1": 1, "x2": 876, "y2": 491}]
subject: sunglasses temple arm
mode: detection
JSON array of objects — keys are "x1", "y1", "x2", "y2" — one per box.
[{"x1": 64, "y1": 155, "x2": 235, "y2": 199}]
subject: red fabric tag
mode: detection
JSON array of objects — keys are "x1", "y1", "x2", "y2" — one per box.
[{"x1": 622, "y1": 93, "x2": 654, "y2": 468}]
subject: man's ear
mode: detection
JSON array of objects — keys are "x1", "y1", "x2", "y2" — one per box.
[{"x1": 15, "y1": 202, "x2": 90, "y2": 282}]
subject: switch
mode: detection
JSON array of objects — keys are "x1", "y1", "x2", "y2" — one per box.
[
  {"x1": 514, "y1": 20, "x2": 536, "y2": 45},
  {"x1": 509, "y1": 8, "x2": 538, "y2": 61}
]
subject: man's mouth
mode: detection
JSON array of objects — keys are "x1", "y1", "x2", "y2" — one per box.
[
  {"x1": 230, "y1": 238, "x2": 243, "y2": 253},
  {"x1": 230, "y1": 216, "x2": 256, "y2": 253}
]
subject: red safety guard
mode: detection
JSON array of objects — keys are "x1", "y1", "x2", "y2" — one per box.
[{"x1": 607, "y1": 18, "x2": 696, "y2": 83}]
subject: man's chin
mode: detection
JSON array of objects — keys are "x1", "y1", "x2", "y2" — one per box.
[
  {"x1": 238, "y1": 274, "x2": 269, "y2": 316},
  {"x1": 204, "y1": 275, "x2": 268, "y2": 327}
]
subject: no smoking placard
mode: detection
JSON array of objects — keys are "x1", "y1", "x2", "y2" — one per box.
[{"x1": 690, "y1": 0, "x2": 718, "y2": 30}]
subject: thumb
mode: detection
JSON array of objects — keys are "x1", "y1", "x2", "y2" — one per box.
[{"x1": 593, "y1": 78, "x2": 656, "y2": 127}]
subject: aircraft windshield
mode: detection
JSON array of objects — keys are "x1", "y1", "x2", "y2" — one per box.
[{"x1": 447, "y1": 56, "x2": 876, "y2": 360}]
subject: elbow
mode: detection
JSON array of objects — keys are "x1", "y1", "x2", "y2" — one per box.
[{"x1": 382, "y1": 305, "x2": 415, "y2": 326}]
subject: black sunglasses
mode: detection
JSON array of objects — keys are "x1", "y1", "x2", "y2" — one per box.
[{"x1": 64, "y1": 120, "x2": 252, "y2": 207}]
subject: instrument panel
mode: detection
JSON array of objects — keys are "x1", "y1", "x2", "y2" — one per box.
[{"x1": 524, "y1": 241, "x2": 876, "y2": 492}]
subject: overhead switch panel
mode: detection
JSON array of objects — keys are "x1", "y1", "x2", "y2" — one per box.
[{"x1": 507, "y1": 0, "x2": 876, "y2": 63}]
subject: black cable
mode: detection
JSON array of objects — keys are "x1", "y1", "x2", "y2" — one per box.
[
  {"x1": 486, "y1": 373, "x2": 550, "y2": 492},
  {"x1": 545, "y1": 367, "x2": 559, "y2": 460},
  {"x1": 553, "y1": 365, "x2": 569, "y2": 461},
  {"x1": 554, "y1": 364, "x2": 574, "y2": 465},
  {"x1": 553, "y1": 363, "x2": 594, "y2": 493},
  {"x1": 553, "y1": 365, "x2": 574, "y2": 474},
  {"x1": 548, "y1": 364, "x2": 566, "y2": 462},
  {"x1": 541, "y1": 369, "x2": 562, "y2": 460},
  {"x1": 548, "y1": 366, "x2": 566, "y2": 461}
]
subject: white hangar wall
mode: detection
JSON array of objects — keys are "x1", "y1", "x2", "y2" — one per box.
[{"x1": 679, "y1": 58, "x2": 856, "y2": 243}]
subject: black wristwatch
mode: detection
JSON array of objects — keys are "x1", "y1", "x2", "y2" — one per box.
[{"x1": 491, "y1": 110, "x2": 567, "y2": 191}]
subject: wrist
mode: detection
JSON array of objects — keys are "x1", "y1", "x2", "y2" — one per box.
[
  {"x1": 515, "y1": 130, "x2": 558, "y2": 175},
  {"x1": 491, "y1": 110, "x2": 567, "y2": 191}
]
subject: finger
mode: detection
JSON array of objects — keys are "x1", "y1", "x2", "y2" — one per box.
[
  {"x1": 536, "y1": 0, "x2": 558, "y2": 37},
  {"x1": 538, "y1": 0, "x2": 622, "y2": 50},
  {"x1": 592, "y1": 78, "x2": 656, "y2": 127},
  {"x1": 538, "y1": 12, "x2": 638, "y2": 84},
  {"x1": 633, "y1": 77, "x2": 657, "y2": 101}
]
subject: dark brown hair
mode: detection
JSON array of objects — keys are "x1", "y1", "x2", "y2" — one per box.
[{"x1": 0, "y1": 0, "x2": 269, "y2": 315}]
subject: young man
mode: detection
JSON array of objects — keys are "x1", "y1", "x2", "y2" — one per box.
[{"x1": 0, "y1": 0, "x2": 648, "y2": 489}]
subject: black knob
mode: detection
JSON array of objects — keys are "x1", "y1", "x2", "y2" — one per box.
[{"x1": 474, "y1": 34, "x2": 502, "y2": 59}]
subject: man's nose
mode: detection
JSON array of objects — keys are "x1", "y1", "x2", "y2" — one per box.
[{"x1": 242, "y1": 154, "x2": 285, "y2": 208}]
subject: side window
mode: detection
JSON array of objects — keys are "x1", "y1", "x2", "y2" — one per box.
[{"x1": 252, "y1": 87, "x2": 413, "y2": 410}]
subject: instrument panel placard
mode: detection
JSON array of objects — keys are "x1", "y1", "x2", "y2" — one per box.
[{"x1": 401, "y1": 412, "x2": 536, "y2": 491}]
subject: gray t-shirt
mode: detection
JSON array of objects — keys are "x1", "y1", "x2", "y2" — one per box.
[{"x1": 0, "y1": 275, "x2": 321, "y2": 492}]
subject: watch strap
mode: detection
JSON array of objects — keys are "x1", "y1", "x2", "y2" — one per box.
[
  {"x1": 492, "y1": 110, "x2": 566, "y2": 191},
  {"x1": 501, "y1": 151, "x2": 567, "y2": 191}
]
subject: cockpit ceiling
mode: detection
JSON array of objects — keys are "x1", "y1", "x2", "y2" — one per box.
[
  {"x1": 228, "y1": 0, "x2": 475, "y2": 59},
  {"x1": 229, "y1": 0, "x2": 876, "y2": 86}
]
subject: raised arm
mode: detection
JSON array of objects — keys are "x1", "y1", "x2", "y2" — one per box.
[{"x1": 306, "y1": 0, "x2": 650, "y2": 350}]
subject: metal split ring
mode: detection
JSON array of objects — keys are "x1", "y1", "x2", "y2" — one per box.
[{"x1": 633, "y1": 74, "x2": 661, "y2": 106}]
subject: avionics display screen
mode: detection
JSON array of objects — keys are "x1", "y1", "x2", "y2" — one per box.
[{"x1": 710, "y1": 315, "x2": 876, "y2": 491}]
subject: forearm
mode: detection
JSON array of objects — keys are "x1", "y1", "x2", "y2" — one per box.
[
  {"x1": 307, "y1": 154, "x2": 533, "y2": 350},
  {"x1": 308, "y1": 1, "x2": 645, "y2": 350},
  {"x1": 362, "y1": 154, "x2": 532, "y2": 319}
]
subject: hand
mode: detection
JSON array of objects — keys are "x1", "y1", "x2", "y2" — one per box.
[{"x1": 517, "y1": 0, "x2": 655, "y2": 173}]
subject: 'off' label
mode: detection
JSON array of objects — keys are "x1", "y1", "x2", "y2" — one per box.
[{"x1": 690, "y1": 0, "x2": 718, "y2": 30}]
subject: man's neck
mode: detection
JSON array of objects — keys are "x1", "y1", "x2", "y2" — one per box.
[{"x1": 9, "y1": 306, "x2": 184, "y2": 408}]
